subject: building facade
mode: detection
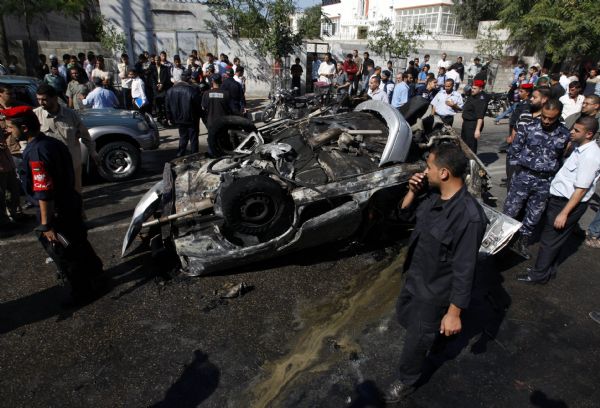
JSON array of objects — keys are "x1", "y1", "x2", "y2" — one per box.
[{"x1": 321, "y1": 0, "x2": 462, "y2": 41}]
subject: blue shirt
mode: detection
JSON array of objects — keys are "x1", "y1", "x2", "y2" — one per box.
[
  {"x1": 418, "y1": 71, "x2": 427, "y2": 82},
  {"x1": 391, "y1": 82, "x2": 409, "y2": 108},
  {"x1": 82, "y1": 87, "x2": 119, "y2": 109},
  {"x1": 513, "y1": 66, "x2": 524, "y2": 81},
  {"x1": 510, "y1": 118, "x2": 570, "y2": 173}
]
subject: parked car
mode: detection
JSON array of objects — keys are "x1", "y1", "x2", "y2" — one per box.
[
  {"x1": 122, "y1": 100, "x2": 521, "y2": 276},
  {"x1": 0, "y1": 75, "x2": 159, "y2": 181}
]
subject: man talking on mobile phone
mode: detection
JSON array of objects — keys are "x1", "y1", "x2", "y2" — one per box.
[
  {"x1": 383, "y1": 143, "x2": 488, "y2": 404},
  {"x1": 0, "y1": 106, "x2": 106, "y2": 305}
]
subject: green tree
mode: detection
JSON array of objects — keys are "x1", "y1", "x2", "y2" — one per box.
[
  {"x1": 94, "y1": 17, "x2": 126, "y2": 54},
  {"x1": 498, "y1": 0, "x2": 600, "y2": 63},
  {"x1": 368, "y1": 18, "x2": 428, "y2": 60},
  {"x1": 453, "y1": 0, "x2": 501, "y2": 38},
  {"x1": 475, "y1": 25, "x2": 505, "y2": 62},
  {"x1": 296, "y1": 5, "x2": 328, "y2": 39},
  {"x1": 254, "y1": 0, "x2": 303, "y2": 58}
]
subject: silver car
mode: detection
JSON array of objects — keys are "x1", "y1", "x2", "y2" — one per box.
[{"x1": 123, "y1": 101, "x2": 520, "y2": 275}]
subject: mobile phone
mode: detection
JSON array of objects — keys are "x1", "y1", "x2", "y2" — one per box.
[{"x1": 56, "y1": 233, "x2": 70, "y2": 247}]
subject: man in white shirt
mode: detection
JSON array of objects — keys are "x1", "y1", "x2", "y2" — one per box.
[
  {"x1": 171, "y1": 55, "x2": 184, "y2": 84},
  {"x1": 437, "y1": 53, "x2": 452, "y2": 70},
  {"x1": 367, "y1": 76, "x2": 389, "y2": 103},
  {"x1": 518, "y1": 116, "x2": 600, "y2": 284},
  {"x1": 202, "y1": 53, "x2": 216, "y2": 73},
  {"x1": 431, "y1": 79, "x2": 464, "y2": 126},
  {"x1": 559, "y1": 71, "x2": 571, "y2": 91},
  {"x1": 317, "y1": 53, "x2": 336, "y2": 85},
  {"x1": 559, "y1": 81, "x2": 584, "y2": 119},
  {"x1": 128, "y1": 69, "x2": 148, "y2": 112}
]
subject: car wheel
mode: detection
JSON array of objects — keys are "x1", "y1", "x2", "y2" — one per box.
[
  {"x1": 97, "y1": 141, "x2": 141, "y2": 182},
  {"x1": 220, "y1": 175, "x2": 293, "y2": 241},
  {"x1": 212, "y1": 116, "x2": 258, "y2": 156}
]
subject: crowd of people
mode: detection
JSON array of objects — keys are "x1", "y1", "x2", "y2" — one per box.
[{"x1": 2, "y1": 45, "x2": 600, "y2": 400}]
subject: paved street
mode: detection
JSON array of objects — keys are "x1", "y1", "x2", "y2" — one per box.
[{"x1": 1, "y1": 115, "x2": 600, "y2": 408}]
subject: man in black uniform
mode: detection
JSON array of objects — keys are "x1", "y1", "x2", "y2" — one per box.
[
  {"x1": 384, "y1": 143, "x2": 488, "y2": 403},
  {"x1": 220, "y1": 68, "x2": 246, "y2": 115},
  {"x1": 201, "y1": 74, "x2": 231, "y2": 157},
  {"x1": 1, "y1": 106, "x2": 105, "y2": 304},
  {"x1": 165, "y1": 72, "x2": 202, "y2": 157},
  {"x1": 460, "y1": 79, "x2": 489, "y2": 153}
]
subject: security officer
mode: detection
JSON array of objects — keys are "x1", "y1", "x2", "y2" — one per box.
[
  {"x1": 201, "y1": 74, "x2": 231, "y2": 157},
  {"x1": 0, "y1": 105, "x2": 105, "y2": 304},
  {"x1": 460, "y1": 79, "x2": 489, "y2": 153},
  {"x1": 518, "y1": 116, "x2": 600, "y2": 283},
  {"x1": 503, "y1": 99, "x2": 570, "y2": 258},
  {"x1": 384, "y1": 143, "x2": 487, "y2": 403}
]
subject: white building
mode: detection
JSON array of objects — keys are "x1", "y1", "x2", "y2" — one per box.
[{"x1": 321, "y1": 0, "x2": 463, "y2": 41}]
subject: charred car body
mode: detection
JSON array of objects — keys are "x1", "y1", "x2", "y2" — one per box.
[{"x1": 123, "y1": 100, "x2": 520, "y2": 276}]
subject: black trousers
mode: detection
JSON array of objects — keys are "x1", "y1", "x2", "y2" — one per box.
[
  {"x1": 176, "y1": 124, "x2": 200, "y2": 157},
  {"x1": 291, "y1": 77, "x2": 301, "y2": 94},
  {"x1": 37, "y1": 215, "x2": 104, "y2": 299},
  {"x1": 530, "y1": 196, "x2": 588, "y2": 281},
  {"x1": 396, "y1": 288, "x2": 447, "y2": 385},
  {"x1": 122, "y1": 87, "x2": 132, "y2": 110},
  {"x1": 437, "y1": 114, "x2": 454, "y2": 127},
  {"x1": 461, "y1": 119, "x2": 478, "y2": 153}
]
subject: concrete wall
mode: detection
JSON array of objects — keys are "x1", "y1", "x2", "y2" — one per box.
[{"x1": 2, "y1": 13, "x2": 83, "y2": 42}]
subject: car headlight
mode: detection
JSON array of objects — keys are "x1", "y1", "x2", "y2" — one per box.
[{"x1": 137, "y1": 120, "x2": 149, "y2": 132}]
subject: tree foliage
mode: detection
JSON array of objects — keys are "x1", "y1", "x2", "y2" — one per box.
[
  {"x1": 497, "y1": 0, "x2": 600, "y2": 63},
  {"x1": 297, "y1": 5, "x2": 328, "y2": 39},
  {"x1": 368, "y1": 18, "x2": 428, "y2": 61},
  {"x1": 475, "y1": 25, "x2": 505, "y2": 62},
  {"x1": 94, "y1": 17, "x2": 126, "y2": 53},
  {"x1": 453, "y1": 0, "x2": 501, "y2": 38},
  {"x1": 206, "y1": 0, "x2": 302, "y2": 58}
]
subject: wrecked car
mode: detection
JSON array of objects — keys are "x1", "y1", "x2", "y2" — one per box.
[{"x1": 122, "y1": 100, "x2": 521, "y2": 276}]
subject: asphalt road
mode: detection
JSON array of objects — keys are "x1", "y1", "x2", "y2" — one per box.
[{"x1": 1, "y1": 114, "x2": 599, "y2": 408}]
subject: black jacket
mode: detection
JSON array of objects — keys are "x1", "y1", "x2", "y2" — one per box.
[
  {"x1": 165, "y1": 82, "x2": 202, "y2": 126},
  {"x1": 220, "y1": 78, "x2": 245, "y2": 114},
  {"x1": 399, "y1": 185, "x2": 488, "y2": 309}
]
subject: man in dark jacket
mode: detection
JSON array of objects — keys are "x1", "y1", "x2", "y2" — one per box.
[
  {"x1": 220, "y1": 68, "x2": 245, "y2": 115},
  {"x1": 384, "y1": 143, "x2": 488, "y2": 403},
  {"x1": 150, "y1": 58, "x2": 173, "y2": 124},
  {"x1": 166, "y1": 73, "x2": 202, "y2": 157},
  {"x1": 202, "y1": 74, "x2": 231, "y2": 157}
]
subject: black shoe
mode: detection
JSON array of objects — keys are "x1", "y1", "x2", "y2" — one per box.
[
  {"x1": 383, "y1": 380, "x2": 415, "y2": 404},
  {"x1": 516, "y1": 273, "x2": 548, "y2": 285}
]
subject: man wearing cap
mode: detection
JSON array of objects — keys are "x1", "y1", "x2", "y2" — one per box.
[
  {"x1": 503, "y1": 99, "x2": 570, "y2": 258},
  {"x1": 34, "y1": 84, "x2": 98, "y2": 194},
  {"x1": 166, "y1": 72, "x2": 202, "y2": 157},
  {"x1": 1, "y1": 105, "x2": 105, "y2": 303},
  {"x1": 201, "y1": 74, "x2": 231, "y2": 157},
  {"x1": 460, "y1": 80, "x2": 489, "y2": 153},
  {"x1": 81, "y1": 77, "x2": 119, "y2": 109}
]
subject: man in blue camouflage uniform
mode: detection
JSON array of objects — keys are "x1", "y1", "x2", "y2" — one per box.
[{"x1": 503, "y1": 99, "x2": 570, "y2": 258}]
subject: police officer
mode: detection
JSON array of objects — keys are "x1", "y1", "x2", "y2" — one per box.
[
  {"x1": 384, "y1": 143, "x2": 487, "y2": 403},
  {"x1": 460, "y1": 79, "x2": 489, "y2": 153},
  {"x1": 0, "y1": 106, "x2": 105, "y2": 304},
  {"x1": 503, "y1": 99, "x2": 570, "y2": 258},
  {"x1": 201, "y1": 74, "x2": 231, "y2": 157},
  {"x1": 519, "y1": 116, "x2": 600, "y2": 283}
]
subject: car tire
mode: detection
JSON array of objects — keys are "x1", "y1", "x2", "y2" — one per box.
[
  {"x1": 97, "y1": 141, "x2": 141, "y2": 182},
  {"x1": 212, "y1": 116, "x2": 258, "y2": 156},
  {"x1": 220, "y1": 175, "x2": 293, "y2": 240}
]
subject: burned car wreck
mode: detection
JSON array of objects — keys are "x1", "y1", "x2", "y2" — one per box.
[{"x1": 123, "y1": 100, "x2": 520, "y2": 276}]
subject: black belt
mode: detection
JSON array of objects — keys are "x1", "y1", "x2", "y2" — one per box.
[
  {"x1": 516, "y1": 165, "x2": 554, "y2": 179},
  {"x1": 550, "y1": 195, "x2": 569, "y2": 202}
]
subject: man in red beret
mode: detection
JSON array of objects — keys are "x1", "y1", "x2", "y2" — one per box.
[
  {"x1": 460, "y1": 79, "x2": 489, "y2": 153},
  {"x1": 0, "y1": 105, "x2": 106, "y2": 305}
]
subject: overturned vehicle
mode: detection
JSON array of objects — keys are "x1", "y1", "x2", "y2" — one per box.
[{"x1": 123, "y1": 100, "x2": 520, "y2": 276}]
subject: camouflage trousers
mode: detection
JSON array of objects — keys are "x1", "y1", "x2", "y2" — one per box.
[{"x1": 503, "y1": 169, "x2": 552, "y2": 237}]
